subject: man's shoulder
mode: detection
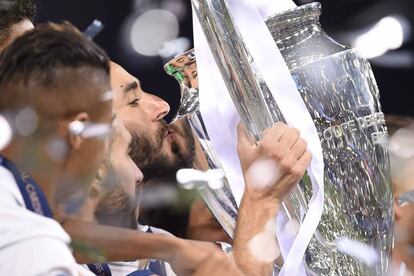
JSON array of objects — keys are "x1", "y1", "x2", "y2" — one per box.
[
  {"x1": 0, "y1": 235, "x2": 87, "y2": 276},
  {"x1": 0, "y1": 164, "x2": 70, "y2": 246},
  {"x1": 0, "y1": 205, "x2": 90, "y2": 275},
  {"x1": 0, "y1": 211, "x2": 79, "y2": 275},
  {"x1": 0, "y1": 193, "x2": 71, "y2": 249}
]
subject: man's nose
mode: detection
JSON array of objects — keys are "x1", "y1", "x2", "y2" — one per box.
[{"x1": 149, "y1": 94, "x2": 170, "y2": 121}]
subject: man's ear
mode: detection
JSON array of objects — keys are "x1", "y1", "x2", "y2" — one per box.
[{"x1": 66, "y1": 112, "x2": 90, "y2": 151}]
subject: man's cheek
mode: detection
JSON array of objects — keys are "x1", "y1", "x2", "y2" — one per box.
[{"x1": 122, "y1": 117, "x2": 143, "y2": 135}]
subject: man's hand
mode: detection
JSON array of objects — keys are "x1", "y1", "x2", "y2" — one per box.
[
  {"x1": 237, "y1": 122, "x2": 311, "y2": 205},
  {"x1": 166, "y1": 238, "x2": 222, "y2": 276},
  {"x1": 233, "y1": 122, "x2": 311, "y2": 276}
]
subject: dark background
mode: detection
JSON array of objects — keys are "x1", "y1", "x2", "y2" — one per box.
[{"x1": 35, "y1": 0, "x2": 414, "y2": 121}]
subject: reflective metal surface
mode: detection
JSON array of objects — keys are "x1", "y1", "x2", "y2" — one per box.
[
  {"x1": 266, "y1": 4, "x2": 392, "y2": 275},
  {"x1": 189, "y1": 1, "x2": 393, "y2": 275},
  {"x1": 164, "y1": 50, "x2": 199, "y2": 123}
]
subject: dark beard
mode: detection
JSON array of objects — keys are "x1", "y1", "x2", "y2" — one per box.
[
  {"x1": 129, "y1": 120, "x2": 195, "y2": 181},
  {"x1": 134, "y1": 120, "x2": 196, "y2": 237}
]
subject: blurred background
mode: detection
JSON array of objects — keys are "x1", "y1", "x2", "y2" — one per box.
[{"x1": 35, "y1": 0, "x2": 414, "y2": 122}]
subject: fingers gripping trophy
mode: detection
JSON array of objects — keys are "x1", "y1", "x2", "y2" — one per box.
[{"x1": 165, "y1": 1, "x2": 393, "y2": 275}]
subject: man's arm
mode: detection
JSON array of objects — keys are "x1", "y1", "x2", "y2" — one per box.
[
  {"x1": 63, "y1": 218, "x2": 178, "y2": 263},
  {"x1": 193, "y1": 252, "x2": 243, "y2": 276},
  {"x1": 62, "y1": 218, "x2": 220, "y2": 276},
  {"x1": 233, "y1": 122, "x2": 311, "y2": 276}
]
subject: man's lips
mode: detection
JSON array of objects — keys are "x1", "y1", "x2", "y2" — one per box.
[
  {"x1": 165, "y1": 128, "x2": 177, "y2": 141},
  {"x1": 166, "y1": 128, "x2": 173, "y2": 136}
]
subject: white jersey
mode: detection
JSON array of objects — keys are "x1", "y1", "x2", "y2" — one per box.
[{"x1": 0, "y1": 165, "x2": 93, "y2": 276}]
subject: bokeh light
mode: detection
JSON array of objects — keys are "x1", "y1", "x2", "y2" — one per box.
[
  {"x1": 45, "y1": 138, "x2": 68, "y2": 162},
  {"x1": 388, "y1": 126, "x2": 414, "y2": 159},
  {"x1": 158, "y1": 37, "x2": 191, "y2": 59},
  {"x1": 15, "y1": 107, "x2": 38, "y2": 137},
  {"x1": 139, "y1": 184, "x2": 178, "y2": 208},
  {"x1": 130, "y1": 9, "x2": 179, "y2": 56},
  {"x1": 353, "y1": 15, "x2": 410, "y2": 59},
  {"x1": 0, "y1": 0, "x2": 13, "y2": 10},
  {"x1": 161, "y1": 0, "x2": 187, "y2": 20}
]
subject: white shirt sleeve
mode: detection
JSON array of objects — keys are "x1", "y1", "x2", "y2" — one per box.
[
  {"x1": 0, "y1": 237, "x2": 85, "y2": 276},
  {"x1": 0, "y1": 166, "x2": 94, "y2": 276}
]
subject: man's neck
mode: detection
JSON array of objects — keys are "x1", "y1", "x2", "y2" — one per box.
[
  {"x1": 95, "y1": 205, "x2": 139, "y2": 231},
  {"x1": 97, "y1": 213, "x2": 138, "y2": 230}
]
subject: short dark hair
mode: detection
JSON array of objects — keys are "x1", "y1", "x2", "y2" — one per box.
[
  {"x1": 0, "y1": 22, "x2": 109, "y2": 86},
  {"x1": 0, "y1": 22, "x2": 110, "y2": 122},
  {"x1": 0, "y1": 0, "x2": 36, "y2": 45}
]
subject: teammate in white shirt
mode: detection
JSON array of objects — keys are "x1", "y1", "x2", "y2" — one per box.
[{"x1": 0, "y1": 22, "x2": 113, "y2": 275}]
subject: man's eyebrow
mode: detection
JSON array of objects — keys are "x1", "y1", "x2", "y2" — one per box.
[{"x1": 122, "y1": 80, "x2": 139, "y2": 94}]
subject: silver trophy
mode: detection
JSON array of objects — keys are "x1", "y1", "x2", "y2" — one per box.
[
  {"x1": 165, "y1": 50, "x2": 286, "y2": 271},
  {"x1": 164, "y1": 51, "x2": 239, "y2": 239},
  {"x1": 170, "y1": 1, "x2": 391, "y2": 275}
]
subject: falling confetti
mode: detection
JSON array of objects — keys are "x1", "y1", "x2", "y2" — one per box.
[
  {"x1": 0, "y1": 114, "x2": 12, "y2": 150},
  {"x1": 83, "y1": 19, "x2": 104, "y2": 40},
  {"x1": 245, "y1": 158, "x2": 281, "y2": 189},
  {"x1": 248, "y1": 219, "x2": 280, "y2": 263},
  {"x1": 336, "y1": 237, "x2": 379, "y2": 267},
  {"x1": 176, "y1": 168, "x2": 225, "y2": 190},
  {"x1": 100, "y1": 90, "x2": 113, "y2": 102}
]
